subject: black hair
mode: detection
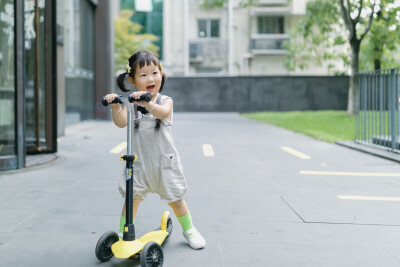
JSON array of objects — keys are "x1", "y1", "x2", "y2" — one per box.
[{"x1": 116, "y1": 50, "x2": 166, "y2": 92}]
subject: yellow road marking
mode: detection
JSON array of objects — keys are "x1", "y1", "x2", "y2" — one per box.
[
  {"x1": 338, "y1": 195, "x2": 400, "y2": 201},
  {"x1": 281, "y1": 146, "x2": 311, "y2": 160},
  {"x1": 202, "y1": 144, "x2": 214, "y2": 157},
  {"x1": 110, "y1": 142, "x2": 127, "y2": 154},
  {"x1": 300, "y1": 171, "x2": 400, "y2": 177}
]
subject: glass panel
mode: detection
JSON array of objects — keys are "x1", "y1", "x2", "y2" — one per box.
[
  {"x1": 198, "y1": 19, "x2": 207, "y2": 38},
  {"x1": 0, "y1": 0, "x2": 16, "y2": 169},
  {"x1": 258, "y1": 16, "x2": 284, "y2": 34},
  {"x1": 210, "y1": 19, "x2": 219, "y2": 37},
  {"x1": 64, "y1": 0, "x2": 95, "y2": 125},
  {"x1": 25, "y1": 0, "x2": 47, "y2": 152},
  {"x1": 128, "y1": 0, "x2": 164, "y2": 59}
]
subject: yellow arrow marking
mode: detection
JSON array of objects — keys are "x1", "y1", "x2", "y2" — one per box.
[
  {"x1": 338, "y1": 195, "x2": 400, "y2": 201},
  {"x1": 281, "y1": 146, "x2": 311, "y2": 160},
  {"x1": 202, "y1": 144, "x2": 214, "y2": 157},
  {"x1": 110, "y1": 142, "x2": 127, "y2": 154},
  {"x1": 300, "y1": 171, "x2": 400, "y2": 177}
]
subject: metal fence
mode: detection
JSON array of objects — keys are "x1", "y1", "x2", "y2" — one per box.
[{"x1": 355, "y1": 68, "x2": 400, "y2": 152}]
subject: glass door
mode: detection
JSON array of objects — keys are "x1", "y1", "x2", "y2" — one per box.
[
  {"x1": 0, "y1": 0, "x2": 17, "y2": 170},
  {"x1": 24, "y1": 0, "x2": 56, "y2": 154}
]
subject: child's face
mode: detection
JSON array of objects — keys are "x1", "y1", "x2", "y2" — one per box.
[{"x1": 130, "y1": 63, "x2": 162, "y2": 97}]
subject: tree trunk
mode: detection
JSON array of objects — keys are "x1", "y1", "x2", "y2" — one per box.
[
  {"x1": 347, "y1": 41, "x2": 360, "y2": 115},
  {"x1": 374, "y1": 46, "x2": 382, "y2": 70},
  {"x1": 374, "y1": 58, "x2": 381, "y2": 70}
]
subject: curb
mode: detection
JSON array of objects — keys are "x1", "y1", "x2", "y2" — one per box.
[{"x1": 335, "y1": 141, "x2": 400, "y2": 164}]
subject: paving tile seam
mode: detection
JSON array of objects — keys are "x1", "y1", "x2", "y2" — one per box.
[
  {"x1": 6, "y1": 212, "x2": 36, "y2": 233},
  {"x1": 280, "y1": 196, "x2": 306, "y2": 223}
]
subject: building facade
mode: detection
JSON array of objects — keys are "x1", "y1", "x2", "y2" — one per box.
[
  {"x1": 163, "y1": 0, "x2": 337, "y2": 76},
  {"x1": 0, "y1": 0, "x2": 115, "y2": 171}
]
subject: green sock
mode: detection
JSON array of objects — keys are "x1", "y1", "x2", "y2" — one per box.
[
  {"x1": 120, "y1": 216, "x2": 135, "y2": 233},
  {"x1": 177, "y1": 211, "x2": 193, "y2": 232}
]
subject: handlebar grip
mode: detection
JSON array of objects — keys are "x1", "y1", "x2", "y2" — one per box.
[
  {"x1": 128, "y1": 93, "x2": 152, "y2": 103},
  {"x1": 101, "y1": 96, "x2": 123, "y2": 106}
]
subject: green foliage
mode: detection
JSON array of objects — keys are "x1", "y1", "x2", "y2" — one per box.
[
  {"x1": 284, "y1": 0, "x2": 347, "y2": 73},
  {"x1": 114, "y1": 10, "x2": 159, "y2": 72},
  {"x1": 242, "y1": 111, "x2": 355, "y2": 143},
  {"x1": 200, "y1": 0, "x2": 260, "y2": 9},
  {"x1": 285, "y1": 0, "x2": 400, "y2": 73},
  {"x1": 359, "y1": 0, "x2": 400, "y2": 70}
]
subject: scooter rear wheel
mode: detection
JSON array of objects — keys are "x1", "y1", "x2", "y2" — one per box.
[
  {"x1": 95, "y1": 231, "x2": 119, "y2": 262},
  {"x1": 140, "y1": 241, "x2": 164, "y2": 267}
]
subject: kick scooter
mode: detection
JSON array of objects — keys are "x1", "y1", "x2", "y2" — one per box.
[{"x1": 95, "y1": 93, "x2": 172, "y2": 267}]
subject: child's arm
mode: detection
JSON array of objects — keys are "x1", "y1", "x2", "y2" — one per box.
[
  {"x1": 130, "y1": 91, "x2": 173, "y2": 121},
  {"x1": 142, "y1": 99, "x2": 173, "y2": 121},
  {"x1": 105, "y1": 94, "x2": 128, "y2": 128},
  {"x1": 111, "y1": 104, "x2": 128, "y2": 128}
]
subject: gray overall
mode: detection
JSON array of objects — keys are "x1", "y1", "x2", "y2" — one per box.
[{"x1": 118, "y1": 94, "x2": 187, "y2": 203}]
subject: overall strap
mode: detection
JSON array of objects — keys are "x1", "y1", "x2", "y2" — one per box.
[
  {"x1": 133, "y1": 104, "x2": 140, "y2": 132},
  {"x1": 154, "y1": 94, "x2": 163, "y2": 131}
]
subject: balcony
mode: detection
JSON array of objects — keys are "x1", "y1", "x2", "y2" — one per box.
[
  {"x1": 251, "y1": 34, "x2": 289, "y2": 55},
  {"x1": 250, "y1": 6, "x2": 291, "y2": 16},
  {"x1": 257, "y1": 0, "x2": 289, "y2": 4},
  {"x1": 189, "y1": 39, "x2": 227, "y2": 63}
]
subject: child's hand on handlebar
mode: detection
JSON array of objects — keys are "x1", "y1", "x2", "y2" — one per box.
[
  {"x1": 105, "y1": 94, "x2": 122, "y2": 113},
  {"x1": 131, "y1": 91, "x2": 151, "y2": 105},
  {"x1": 104, "y1": 93, "x2": 120, "y2": 104}
]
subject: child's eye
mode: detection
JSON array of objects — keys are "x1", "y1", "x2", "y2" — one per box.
[
  {"x1": 153, "y1": 72, "x2": 158, "y2": 75},
  {"x1": 140, "y1": 74, "x2": 146, "y2": 77}
]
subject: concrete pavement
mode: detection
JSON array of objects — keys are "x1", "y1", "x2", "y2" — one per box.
[{"x1": 2, "y1": 113, "x2": 400, "y2": 266}]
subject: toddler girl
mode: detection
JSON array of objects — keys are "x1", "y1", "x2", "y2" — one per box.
[{"x1": 104, "y1": 50, "x2": 205, "y2": 249}]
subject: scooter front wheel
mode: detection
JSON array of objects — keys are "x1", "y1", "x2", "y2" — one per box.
[
  {"x1": 95, "y1": 231, "x2": 119, "y2": 262},
  {"x1": 140, "y1": 241, "x2": 164, "y2": 267}
]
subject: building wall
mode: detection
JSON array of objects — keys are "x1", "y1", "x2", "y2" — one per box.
[
  {"x1": 163, "y1": 0, "x2": 343, "y2": 76},
  {"x1": 163, "y1": 0, "x2": 186, "y2": 75},
  {"x1": 163, "y1": 76, "x2": 349, "y2": 112}
]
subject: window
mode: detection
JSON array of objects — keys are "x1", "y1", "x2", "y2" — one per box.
[
  {"x1": 258, "y1": 16, "x2": 284, "y2": 34},
  {"x1": 0, "y1": 0, "x2": 16, "y2": 169},
  {"x1": 198, "y1": 19, "x2": 220, "y2": 38}
]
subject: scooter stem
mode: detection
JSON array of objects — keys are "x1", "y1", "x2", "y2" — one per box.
[{"x1": 123, "y1": 105, "x2": 136, "y2": 241}]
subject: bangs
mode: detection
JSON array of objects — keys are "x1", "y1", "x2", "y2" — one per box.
[{"x1": 133, "y1": 51, "x2": 160, "y2": 72}]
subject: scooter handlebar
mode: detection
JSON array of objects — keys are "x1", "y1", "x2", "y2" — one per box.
[
  {"x1": 128, "y1": 93, "x2": 152, "y2": 103},
  {"x1": 101, "y1": 92, "x2": 151, "y2": 107},
  {"x1": 101, "y1": 96, "x2": 123, "y2": 106}
]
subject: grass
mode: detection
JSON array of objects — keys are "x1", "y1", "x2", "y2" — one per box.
[{"x1": 242, "y1": 110, "x2": 355, "y2": 143}]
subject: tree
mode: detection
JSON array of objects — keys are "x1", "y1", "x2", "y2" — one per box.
[
  {"x1": 286, "y1": 0, "x2": 380, "y2": 115},
  {"x1": 203, "y1": 0, "x2": 400, "y2": 114},
  {"x1": 114, "y1": 10, "x2": 159, "y2": 72},
  {"x1": 359, "y1": 0, "x2": 400, "y2": 70},
  {"x1": 340, "y1": 0, "x2": 377, "y2": 115}
]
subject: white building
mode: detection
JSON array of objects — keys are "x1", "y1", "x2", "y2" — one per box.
[{"x1": 163, "y1": 0, "x2": 336, "y2": 76}]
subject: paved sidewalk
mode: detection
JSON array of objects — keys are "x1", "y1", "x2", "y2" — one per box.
[{"x1": 2, "y1": 113, "x2": 400, "y2": 266}]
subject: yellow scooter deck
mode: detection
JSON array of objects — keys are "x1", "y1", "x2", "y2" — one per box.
[{"x1": 111, "y1": 230, "x2": 169, "y2": 259}]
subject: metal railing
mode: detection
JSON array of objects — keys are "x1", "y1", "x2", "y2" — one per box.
[
  {"x1": 355, "y1": 68, "x2": 400, "y2": 152},
  {"x1": 251, "y1": 34, "x2": 289, "y2": 54},
  {"x1": 189, "y1": 39, "x2": 228, "y2": 62}
]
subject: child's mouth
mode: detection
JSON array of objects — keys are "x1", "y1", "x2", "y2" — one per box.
[{"x1": 147, "y1": 85, "x2": 155, "y2": 91}]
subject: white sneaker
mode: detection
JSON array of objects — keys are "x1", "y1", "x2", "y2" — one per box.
[{"x1": 182, "y1": 227, "x2": 206, "y2": 249}]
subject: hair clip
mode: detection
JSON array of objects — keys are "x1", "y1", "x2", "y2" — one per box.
[
  {"x1": 159, "y1": 63, "x2": 163, "y2": 70},
  {"x1": 126, "y1": 61, "x2": 131, "y2": 74}
]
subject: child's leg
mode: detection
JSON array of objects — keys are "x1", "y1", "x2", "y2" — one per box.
[
  {"x1": 168, "y1": 199, "x2": 205, "y2": 249},
  {"x1": 120, "y1": 198, "x2": 142, "y2": 234},
  {"x1": 168, "y1": 199, "x2": 191, "y2": 230}
]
